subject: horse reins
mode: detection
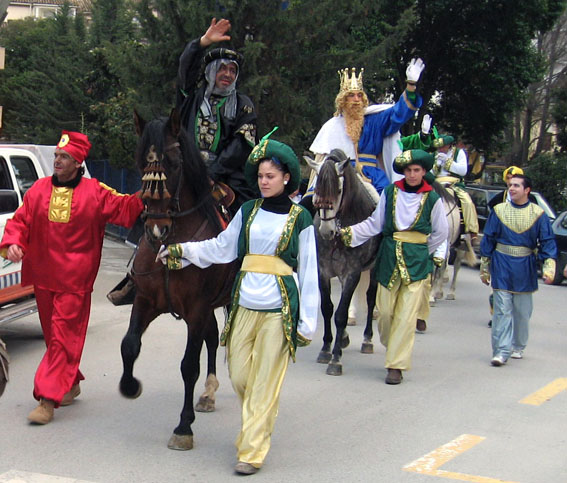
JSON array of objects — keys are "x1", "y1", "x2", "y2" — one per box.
[{"x1": 135, "y1": 139, "x2": 214, "y2": 320}]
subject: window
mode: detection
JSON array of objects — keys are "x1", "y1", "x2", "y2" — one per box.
[
  {"x1": 11, "y1": 156, "x2": 39, "y2": 196},
  {"x1": 0, "y1": 157, "x2": 14, "y2": 190}
]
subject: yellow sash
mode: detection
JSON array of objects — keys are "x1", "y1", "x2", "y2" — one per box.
[
  {"x1": 241, "y1": 254, "x2": 293, "y2": 276},
  {"x1": 393, "y1": 231, "x2": 428, "y2": 244}
]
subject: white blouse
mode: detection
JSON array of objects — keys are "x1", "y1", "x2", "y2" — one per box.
[
  {"x1": 348, "y1": 188, "x2": 448, "y2": 255},
  {"x1": 179, "y1": 207, "x2": 319, "y2": 341}
]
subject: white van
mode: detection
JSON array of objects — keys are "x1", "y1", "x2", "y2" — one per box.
[{"x1": 0, "y1": 145, "x2": 56, "y2": 324}]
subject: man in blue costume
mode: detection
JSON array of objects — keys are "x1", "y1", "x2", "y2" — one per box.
[{"x1": 480, "y1": 174, "x2": 557, "y2": 366}]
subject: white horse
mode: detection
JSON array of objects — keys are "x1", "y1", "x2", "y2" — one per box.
[{"x1": 430, "y1": 181, "x2": 477, "y2": 303}]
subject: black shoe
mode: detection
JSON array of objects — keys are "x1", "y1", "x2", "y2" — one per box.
[
  {"x1": 107, "y1": 277, "x2": 136, "y2": 306},
  {"x1": 416, "y1": 319, "x2": 427, "y2": 332},
  {"x1": 385, "y1": 368, "x2": 403, "y2": 385}
]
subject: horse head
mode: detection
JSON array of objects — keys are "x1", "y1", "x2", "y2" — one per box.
[
  {"x1": 307, "y1": 149, "x2": 350, "y2": 240},
  {"x1": 134, "y1": 109, "x2": 188, "y2": 246}
]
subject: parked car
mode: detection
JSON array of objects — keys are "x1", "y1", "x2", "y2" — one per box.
[
  {"x1": 464, "y1": 184, "x2": 556, "y2": 233},
  {"x1": 550, "y1": 210, "x2": 567, "y2": 285},
  {"x1": 463, "y1": 184, "x2": 559, "y2": 279}
]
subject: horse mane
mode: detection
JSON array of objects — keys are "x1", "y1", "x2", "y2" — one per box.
[
  {"x1": 136, "y1": 116, "x2": 223, "y2": 233},
  {"x1": 316, "y1": 158, "x2": 340, "y2": 204},
  {"x1": 340, "y1": 161, "x2": 376, "y2": 224},
  {"x1": 431, "y1": 179, "x2": 456, "y2": 204}
]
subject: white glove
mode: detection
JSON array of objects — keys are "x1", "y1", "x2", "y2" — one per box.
[
  {"x1": 406, "y1": 58, "x2": 425, "y2": 83},
  {"x1": 156, "y1": 244, "x2": 170, "y2": 265},
  {"x1": 156, "y1": 244, "x2": 192, "y2": 270},
  {"x1": 421, "y1": 114, "x2": 432, "y2": 135}
]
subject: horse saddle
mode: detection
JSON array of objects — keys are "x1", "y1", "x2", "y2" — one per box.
[{"x1": 212, "y1": 181, "x2": 235, "y2": 228}]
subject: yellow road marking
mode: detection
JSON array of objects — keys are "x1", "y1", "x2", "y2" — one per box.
[
  {"x1": 403, "y1": 434, "x2": 519, "y2": 483},
  {"x1": 519, "y1": 378, "x2": 567, "y2": 406}
]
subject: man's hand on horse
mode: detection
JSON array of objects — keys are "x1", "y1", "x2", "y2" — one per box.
[{"x1": 201, "y1": 18, "x2": 231, "y2": 47}]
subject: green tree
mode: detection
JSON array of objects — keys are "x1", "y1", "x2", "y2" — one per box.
[
  {"x1": 551, "y1": 84, "x2": 567, "y2": 150},
  {"x1": 524, "y1": 152, "x2": 567, "y2": 211},
  {"x1": 0, "y1": 4, "x2": 91, "y2": 143},
  {"x1": 402, "y1": 0, "x2": 567, "y2": 154},
  {"x1": 85, "y1": 0, "x2": 139, "y2": 161}
]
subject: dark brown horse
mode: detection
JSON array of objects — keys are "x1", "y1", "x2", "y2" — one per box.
[{"x1": 119, "y1": 109, "x2": 236, "y2": 450}]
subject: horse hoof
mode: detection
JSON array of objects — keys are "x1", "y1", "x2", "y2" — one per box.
[
  {"x1": 347, "y1": 317, "x2": 357, "y2": 326},
  {"x1": 167, "y1": 433, "x2": 194, "y2": 451},
  {"x1": 119, "y1": 377, "x2": 143, "y2": 399},
  {"x1": 446, "y1": 294, "x2": 455, "y2": 301},
  {"x1": 340, "y1": 333, "x2": 350, "y2": 349},
  {"x1": 317, "y1": 351, "x2": 332, "y2": 364},
  {"x1": 195, "y1": 396, "x2": 215, "y2": 413},
  {"x1": 326, "y1": 362, "x2": 343, "y2": 376},
  {"x1": 361, "y1": 342, "x2": 374, "y2": 354}
]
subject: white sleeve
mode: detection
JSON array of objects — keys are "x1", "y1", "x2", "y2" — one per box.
[
  {"x1": 349, "y1": 194, "x2": 386, "y2": 247},
  {"x1": 428, "y1": 198, "x2": 449, "y2": 254},
  {"x1": 433, "y1": 239, "x2": 448, "y2": 259},
  {"x1": 296, "y1": 225, "x2": 319, "y2": 341},
  {"x1": 180, "y1": 210, "x2": 242, "y2": 267},
  {"x1": 448, "y1": 149, "x2": 468, "y2": 177}
]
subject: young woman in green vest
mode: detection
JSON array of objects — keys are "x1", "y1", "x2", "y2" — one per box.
[{"x1": 157, "y1": 135, "x2": 318, "y2": 475}]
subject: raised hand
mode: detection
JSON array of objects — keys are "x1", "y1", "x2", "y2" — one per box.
[
  {"x1": 406, "y1": 58, "x2": 425, "y2": 83},
  {"x1": 421, "y1": 114, "x2": 432, "y2": 135},
  {"x1": 202, "y1": 18, "x2": 232, "y2": 47}
]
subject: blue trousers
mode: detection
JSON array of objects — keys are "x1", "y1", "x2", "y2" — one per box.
[{"x1": 491, "y1": 290, "x2": 532, "y2": 359}]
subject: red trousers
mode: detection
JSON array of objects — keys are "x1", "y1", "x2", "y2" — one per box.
[{"x1": 33, "y1": 287, "x2": 91, "y2": 406}]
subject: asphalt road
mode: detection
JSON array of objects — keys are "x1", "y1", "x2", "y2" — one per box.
[{"x1": 0, "y1": 238, "x2": 566, "y2": 483}]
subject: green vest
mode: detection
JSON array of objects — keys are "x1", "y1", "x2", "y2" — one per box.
[
  {"x1": 375, "y1": 184, "x2": 440, "y2": 288},
  {"x1": 219, "y1": 199, "x2": 313, "y2": 360}
]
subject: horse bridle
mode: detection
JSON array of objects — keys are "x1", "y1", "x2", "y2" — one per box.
[{"x1": 135, "y1": 140, "x2": 213, "y2": 320}]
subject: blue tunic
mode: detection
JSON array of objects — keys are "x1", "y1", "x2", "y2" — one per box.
[
  {"x1": 355, "y1": 92, "x2": 422, "y2": 193},
  {"x1": 480, "y1": 201, "x2": 557, "y2": 293}
]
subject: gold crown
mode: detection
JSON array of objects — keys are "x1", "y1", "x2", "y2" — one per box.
[{"x1": 338, "y1": 67, "x2": 364, "y2": 93}]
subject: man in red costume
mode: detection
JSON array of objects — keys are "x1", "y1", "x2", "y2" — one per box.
[{"x1": 0, "y1": 131, "x2": 143, "y2": 424}]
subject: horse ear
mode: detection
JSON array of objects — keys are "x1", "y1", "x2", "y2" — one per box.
[
  {"x1": 304, "y1": 154, "x2": 320, "y2": 173},
  {"x1": 134, "y1": 110, "x2": 145, "y2": 137},
  {"x1": 169, "y1": 108, "x2": 181, "y2": 137},
  {"x1": 337, "y1": 158, "x2": 350, "y2": 173}
]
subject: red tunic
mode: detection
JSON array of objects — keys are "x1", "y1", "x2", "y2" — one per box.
[
  {"x1": 1, "y1": 177, "x2": 143, "y2": 292},
  {"x1": 0, "y1": 176, "x2": 143, "y2": 405}
]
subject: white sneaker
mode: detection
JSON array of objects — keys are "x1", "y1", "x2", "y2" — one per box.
[
  {"x1": 491, "y1": 355, "x2": 507, "y2": 366},
  {"x1": 511, "y1": 350, "x2": 524, "y2": 359}
]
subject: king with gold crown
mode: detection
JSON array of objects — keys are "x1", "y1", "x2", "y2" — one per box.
[{"x1": 302, "y1": 58, "x2": 426, "y2": 212}]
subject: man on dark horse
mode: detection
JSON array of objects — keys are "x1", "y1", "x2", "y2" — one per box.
[
  {"x1": 177, "y1": 17, "x2": 258, "y2": 216},
  {"x1": 108, "y1": 18, "x2": 257, "y2": 305}
]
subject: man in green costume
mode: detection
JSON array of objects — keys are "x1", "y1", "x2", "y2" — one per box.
[{"x1": 340, "y1": 150, "x2": 448, "y2": 384}]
